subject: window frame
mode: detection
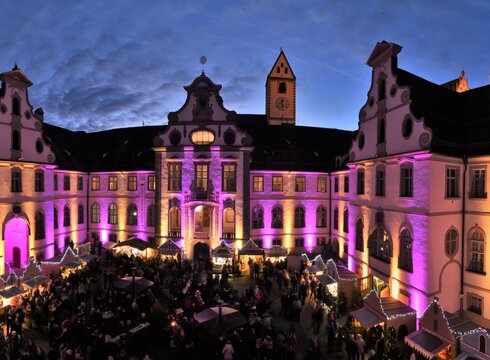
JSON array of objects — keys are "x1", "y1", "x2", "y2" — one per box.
[
  {"x1": 222, "y1": 163, "x2": 237, "y2": 193},
  {"x1": 271, "y1": 205, "x2": 283, "y2": 229},
  {"x1": 127, "y1": 204, "x2": 138, "y2": 226},
  {"x1": 317, "y1": 176, "x2": 327, "y2": 193},
  {"x1": 168, "y1": 163, "x2": 182, "y2": 192},
  {"x1": 91, "y1": 203, "x2": 101, "y2": 224},
  {"x1": 399, "y1": 228, "x2": 413, "y2": 273},
  {"x1": 445, "y1": 167, "x2": 459, "y2": 198},
  {"x1": 344, "y1": 175, "x2": 349, "y2": 193},
  {"x1": 108, "y1": 203, "x2": 118, "y2": 225},
  {"x1": 467, "y1": 227, "x2": 485, "y2": 274},
  {"x1": 445, "y1": 228, "x2": 458, "y2": 258},
  {"x1": 148, "y1": 175, "x2": 156, "y2": 191},
  {"x1": 357, "y1": 169, "x2": 365, "y2": 195},
  {"x1": 252, "y1": 206, "x2": 264, "y2": 229},
  {"x1": 91, "y1": 176, "x2": 100, "y2": 191},
  {"x1": 34, "y1": 211, "x2": 45, "y2": 240},
  {"x1": 316, "y1": 206, "x2": 327, "y2": 228},
  {"x1": 470, "y1": 167, "x2": 487, "y2": 199},
  {"x1": 355, "y1": 218, "x2": 364, "y2": 252},
  {"x1": 35, "y1": 170, "x2": 44, "y2": 192},
  {"x1": 63, "y1": 175, "x2": 70, "y2": 191},
  {"x1": 376, "y1": 167, "x2": 386, "y2": 197},
  {"x1": 272, "y1": 176, "x2": 283, "y2": 192},
  {"x1": 295, "y1": 176, "x2": 306, "y2": 192},
  {"x1": 63, "y1": 205, "x2": 71, "y2": 227},
  {"x1": 127, "y1": 175, "x2": 138, "y2": 191},
  {"x1": 400, "y1": 164, "x2": 413, "y2": 198},
  {"x1": 294, "y1": 206, "x2": 305, "y2": 228},
  {"x1": 11, "y1": 168, "x2": 22, "y2": 193},
  {"x1": 253, "y1": 176, "x2": 264, "y2": 192},
  {"x1": 77, "y1": 204, "x2": 84, "y2": 224},
  {"x1": 108, "y1": 176, "x2": 118, "y2": 191}
]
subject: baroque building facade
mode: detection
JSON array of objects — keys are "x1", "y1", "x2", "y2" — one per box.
[{"x1": 1, "y1": 43, "x2": 490, "y2": 328}]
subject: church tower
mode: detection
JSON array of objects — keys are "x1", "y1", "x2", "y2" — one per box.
[{"x1": 266, "y1": 51, "x2": 296, "y2": 125}]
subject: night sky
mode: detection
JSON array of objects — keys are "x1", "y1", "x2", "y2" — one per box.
[{"x1": 2, "y1": 1, "x2": 489, "y2": 132}]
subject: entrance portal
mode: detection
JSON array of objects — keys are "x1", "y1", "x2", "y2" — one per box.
[
  {"x1": 4, "y1": 217, "x2": 29, "y2": 271},
  {"x1": 194, "y1": 242, "x2": 210, "y2": 262}
]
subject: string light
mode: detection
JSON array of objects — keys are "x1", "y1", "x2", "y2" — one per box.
[
  {"x1": 41, "y1": 247, "x2": 79, "y2": 265},
  {"x1": 362, "y1": 289, "x2": 417, "y2": 320}
]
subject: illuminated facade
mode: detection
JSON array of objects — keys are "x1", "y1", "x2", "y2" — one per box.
[{"x1": 3, "y1": 43, "x2": 490, "y2": 328}]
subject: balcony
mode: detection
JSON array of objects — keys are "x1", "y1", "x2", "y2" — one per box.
[
  {"x1": 222, "y1": 227, "x2": 235, "y2": 240},
  {"x1": 184, "y1": 191, "x2": 218, "y2": 203},
  {"x1": 168, "y1": 229, "x2": 181, "y2": 238},
  {"x1": 194, "y1": 231, "x2": 209, "y2": 239}
]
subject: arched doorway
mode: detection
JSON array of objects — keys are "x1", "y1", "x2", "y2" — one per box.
[
  {"x1": 4, "y1": 217, "x2": 29, "y2": 271},
  {"x1": 194, "y1": 205, "x2": 211, "y2": 239},
  {"x1": 194, "y1": 242, "x2": 210, "y2": 262}
]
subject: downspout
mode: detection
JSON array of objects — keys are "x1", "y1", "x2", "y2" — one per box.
[{"x1": 460, "y1": 155, "x2": 467, "y2": 317}]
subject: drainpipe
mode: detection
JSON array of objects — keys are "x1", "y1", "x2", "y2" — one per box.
[{"x1": 460, "y1": 155, "x2": 467, "y2": 317}]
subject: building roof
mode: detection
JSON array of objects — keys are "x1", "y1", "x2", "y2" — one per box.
[
  {"x1": 42, "y1": 115, "x2": 355, "y2": 173},
  {"x1": 394, "y1": 67, "x2": 490, "y2": 157},
  {"x1": 238, "y1": 115, "x2": 356, "y2": 172}
]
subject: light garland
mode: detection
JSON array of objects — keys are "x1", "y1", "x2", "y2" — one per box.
[
  {"x1": 325, "y1": 258, "x2": 360, "y2": 282},
  {"x1": 41, "y1": 247, "x2": 78, "y2": 265},
  {"x1": 360, "y1": 289, "x2": 417, "y2": 321}
]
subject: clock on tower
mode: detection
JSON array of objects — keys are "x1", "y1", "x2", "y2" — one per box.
[{"x1": 266, "y1": 50, "x2": 296, "y2": 125}]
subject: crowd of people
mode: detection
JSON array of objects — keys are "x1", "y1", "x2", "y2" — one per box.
[{"x1": 0, "y1": 245, "x2": 414, "y2": 359}]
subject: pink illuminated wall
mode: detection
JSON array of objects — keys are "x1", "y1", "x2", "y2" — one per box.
[{"x1": 4, "y1": 217, "x2": 29, "y2": 271}]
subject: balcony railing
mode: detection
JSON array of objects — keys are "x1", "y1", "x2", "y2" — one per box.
[
  {"x1": 194, "y1": 231, "x2": 209, "y2": 239},
  {"x1": 169, "y1": 229, "x2": 181, "y2": 238},
  {"x1": 222, "y1": 227, "x2": 235, "y2": 240},
  {"x1": 184, "y1": 191, "x2": 218, "y2": 203}
]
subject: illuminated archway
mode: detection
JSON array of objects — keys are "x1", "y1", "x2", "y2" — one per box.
[
  {"x1": 194, "y1": 205, "x2": 211, "y2": 239},
  {"x1": 4, "y1": 217, "x2": 29, "y2": 271}
]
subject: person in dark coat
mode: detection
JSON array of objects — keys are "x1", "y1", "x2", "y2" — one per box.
[{"x1": 346, "y1": 333, "x2": 358, "y2": 360}]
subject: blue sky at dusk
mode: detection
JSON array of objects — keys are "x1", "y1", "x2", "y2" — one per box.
[{"x1": 1, "y1": 1, "x2": 489, "y2": 132}]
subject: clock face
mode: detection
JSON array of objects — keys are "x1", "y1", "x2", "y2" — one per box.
[{"x1": 276, "y1": 97, "x2": 289, "y2": 111}]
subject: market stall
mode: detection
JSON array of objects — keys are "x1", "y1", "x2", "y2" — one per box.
[
  {"x1": 315, "y1": 274, "x2": 338, "y2": 297},
  {"x1": 238, "y1": 240, "x2": 264, "y2": 275},
  {"x1": 405, "y1": 298, "x2": 456, "y2": 359},
  {"x1": 212, "y1": 242, "x2": 234, "y2": 267},
  {"x1": 113, "y1": 238, "x2": 158, "y2": 259},
  {"x1": 351, "y1": 290, "x2": 416, "y2": 336},
  {"x1": 264, "y1": 245, "x2": 288, "y2": 263},
  {"x1": 42, "y1": 247, "x2": 82, "y2": 277},
  {"x1": 21, "y1": 257, "x2": 50, "y2": 293},
  {"x1": 158, "y1": 239, "x2": 182, "y2": 260},
  {"x1": 325, "y1": 259, "x2": 360, "y2": 308}
]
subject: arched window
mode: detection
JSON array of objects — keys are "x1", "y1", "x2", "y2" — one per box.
[
  {"x1": 316, "y1": 206, "x2": 327, "y2": 228},
  {"x1": 378, "y1": 118, "x2": 386, "y2": 144},
  {"x1": 480, "y1": 335, "x2": 486, "y2": 353},
  {"x1": 127, "y1": 204, "x2": 138, "y2": 226},
  {"x1": 169, "y1": 207, "x2": 181, "y2": 237},
  {"x1": 12, "y1": 130, "x2": 20, "y2": 151},
  {"x1": 343, "y1": 209, "x2": 349, "y2": 233},
  {"x1": 77, "y1": 204, "x2": 84, "y2": 224},
  {"x1": 53, "y1": 206, "x2": 58, "y2": 229},
  {"x1": 334, "y1": 208, "x2": 339, "y2": 230},
  {"x1": 252, "y1": 206, "x2": 264, "y2": 229},
  {"x1": 445, "y1": 228, "x2": 458, "y2": 258},
  {"x1": 272, "y1": 205, "x2": 283, "y2": 228},
  {"x1": 108, "y1": 204, "x2": 117, "y2": 224},
  {"x1": 294, "y1": 206, "x2": 305, "y2": 228},
  {"x1": 63, "y1": 205, "x2": 70, "y2": 227},
  {"x1": 91, "y1": 203, "x2": 100, "y2": 223},
  {"x1": 369, "y1": 214, "x2": 392, "y2": 263},
  {"x1": 399, "y1": 228, "x2": 413, "y2": 272},
  {"x1": 35, "y1": 211, "x2": 45, "y2": 240},
  {"x1": 468, "y1": 227, "x2": 485, "y2": 274},
  {"x1": 378, "y1": 78, "x2": 386, "y2": 101},
  {"x1": 355, "y1": 219, "x2": 364, "y2": 251},
  {"x1": 12, "y1": 97, "x2": 20, "y2": 116},
  {"x1": 278, "y1": 82, "x2": 286, "y2": 93},
  {"x1": 147, "y1": 204, "x2": 155, "y2": 227}
]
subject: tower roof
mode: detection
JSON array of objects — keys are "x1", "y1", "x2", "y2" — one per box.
[{"x1": 267, "y1": 50, "x2": 296, "y2": 80}]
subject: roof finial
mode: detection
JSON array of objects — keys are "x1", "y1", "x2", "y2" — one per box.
[
  {"x1": 280, "y1": 47, "x2": 283, "y2": 52},
  {"x1": 200, "y1": 56, "x2": 207, "y2": 75},
  {"x1": 12, "y1": 63, "x2": 19, "y2": 71}
]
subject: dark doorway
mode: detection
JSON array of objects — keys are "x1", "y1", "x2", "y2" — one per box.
[
  {"x1": 194, "y1": 242, "x2": 210, "y2": 262},
  {"x1": 13, "y1": 247, "x2": 21, "y2": 269}
]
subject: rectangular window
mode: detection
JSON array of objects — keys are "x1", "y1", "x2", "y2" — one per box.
[
  {"x1": 400, "y1": 166, "x2": 413, "y2": 197},
  {"x1": 148, "y1": 175, "x2": 156, "y2": 191},
  {"x1": 253, "y1": 176, "x2": 264, "y2": 192},
  {"x1": 317, "y1": 176, "x2": 327, "y2": 192},
  {"x1": 295, "y1": 176, "x2": 306, "y2": 192},
  {"x1": 272, "y1": 239, "x2": 282, "y2": 246},
  {"x1": 108, "y1": 176, "x2": 118, "y2": 191},
  {"x1": 445, "y1": 167, "x2": 459, "y2": 198},
  {"x1": 54, "y1": 174, "x2": 58, "y2": 191},
  {"x1": 357, "y1": 169, "x2": 365, "y2": 195},
  {"x1": 77, "y1": 176, "x2": 83, "y2": 191},
  {"x1": 272, "y1": 176, "x2": 283, "y2": 192},
  {"x1": 344, "y1": 176, "x2": 349, "y2": 193},
  {"x1": 376, "y1": 169, "x2": 385, "y2": 196},
  {"x1": 254, "y1": 239, "x2": 263, "y2": 248},
  {"x1": 127, "y1": 175, "x2": 137, "y2": 191},
  {"x1": 35, "y1": 171, "x2": 44, "y2": 192},
  {"x1": 91, "y1": 176, "x2": 100, "y2": 191},
  {"x1": 11, "y1": 170, "x2": 22, "y2": 193},
  {"x1": 470, "y1": 168, "x2": 486, "y2": 198},
  {"x1": 295, "y1": 238, "x2": 305, "y2": 247},
  {"x1": 468, "y1": 294, "x2": 483, "y2": 315},
  {"x1": 222, "y1": 163, "x2": 236, "y2": 192},
  {"x1": 317, "y1": 237, "x2": 326, "y2": 246},
  {"x1": 334, "y1": 177, "x2": 339, "y2": 192},
  {"x1": 63, "y1": 175, "x2": 70, "y2": 191},
  {"x1": 168, "y1": 163, "x2": 182, "y2": 192},
  {"x1": 195, "y1": 164, "x2": 208, "y2": 192}
]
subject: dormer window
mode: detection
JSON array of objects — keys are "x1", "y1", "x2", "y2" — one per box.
[
  {"x1": 278, "y1": 82, "x2": 287, "y2": 94},
  {"x1": 276, "y1": 66, "x2": 280, "y2": 73},
  {"x1": 378, "y1": 79, "x2": 386, "y2": 101},
  {"x1": 12, "y1": 130, "x2": 20, "y2": 150},
  {"x1": 12, "y1": 97, "x2": 20, "y2": 116},
  {"x1": 378, "y1": 118, "x2": 386, "y2": 144}
]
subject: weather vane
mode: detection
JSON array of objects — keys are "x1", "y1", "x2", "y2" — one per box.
[{"x1": 200, "y1": 56, "x2": 207, "y2": 75}]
